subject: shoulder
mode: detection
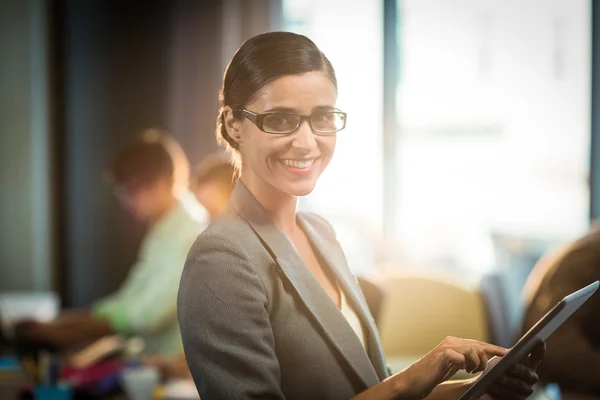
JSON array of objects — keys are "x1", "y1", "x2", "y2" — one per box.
[
  {"x1": 184, "y1": 212, "x2": 256, "y2": 271},
  {"x1": 178, "y1": 212, "x2": 271, "y2": 316}
]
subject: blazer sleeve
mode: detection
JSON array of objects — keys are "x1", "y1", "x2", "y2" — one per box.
[{"x1": 177, "y1": 230, "x2": 285, "y2": 400}]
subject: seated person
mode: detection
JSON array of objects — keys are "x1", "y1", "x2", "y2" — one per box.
[
  {"x1": 143, "y1": 153, "x2": 236, "y2": 379},
  {"x1": 521, "y1": 223, "x2": 600, "y2": 397},
  {"x1": 16, "y1": 130, "x2": 208, "y2": 357},
  {"x1": 190, "y1": 152, "x2": 236, "y2": 220}
]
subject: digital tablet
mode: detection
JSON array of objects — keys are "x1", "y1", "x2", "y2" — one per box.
[{"x1": 458, "y1": 280, "x2": 599, "y2": 400}]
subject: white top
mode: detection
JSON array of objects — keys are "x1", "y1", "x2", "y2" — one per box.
[{"x1": 339, "y1": 287, "x2": 367, "y2": 350}]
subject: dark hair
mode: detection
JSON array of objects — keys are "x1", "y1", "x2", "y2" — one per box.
[
  {"x1": 105, "y1": 129, "x2": 190, "y2": 190},
  {"x1": 216, "y1": 31, "x2": 337, "y2": 175},
  {"x1": 190, "y1": 152, "x2": 236, "y2": 194}
]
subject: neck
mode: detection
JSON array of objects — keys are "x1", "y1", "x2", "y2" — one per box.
[{"x1": 241, "y1": 173, "x2": 298, "y2": 235}]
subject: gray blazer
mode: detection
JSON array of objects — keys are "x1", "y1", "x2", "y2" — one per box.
[{"x1": 178, "y1": 182, "x2": 389, "y2": 400}]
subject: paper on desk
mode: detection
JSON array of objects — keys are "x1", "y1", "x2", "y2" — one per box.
[{"x1": 0, "y1": 292, "x2": 60, "y2": 335}]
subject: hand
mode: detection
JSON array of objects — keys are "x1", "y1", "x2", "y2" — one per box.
[
  {"x1": 394, "y1": 336, "x2": 507, "y2": 399},
  {"x1": 14, "y1": 320, "x2": 55, "y2": 343},
  {"x1": 12, "y1": 320, "x2": 63, "y2": 354},
  {"x1": 480, "y1": 341, "x2": 546, "y2": 400},
  {"x1": 14, "y1": 311, "x2": 113, "y2": 348}
]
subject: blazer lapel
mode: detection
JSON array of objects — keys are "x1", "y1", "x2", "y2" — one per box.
[
  {"x1": 229, "y1": 182, "x2": 381, "y2": 388},
  {"x1": 298, "y1": 214, "x2": 389, "y2": 381}
]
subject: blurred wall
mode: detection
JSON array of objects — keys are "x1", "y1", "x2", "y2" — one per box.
[
  {"x1": 58, "y1": 0, "x2": 174, "y2": 307},
  {"x1": 0, "y1": 0, "x2": 281, "y2": 306},
  {"x1": 58, "y1": 0, "x2": 280, "y2": 307},
  {"x1": 58, "y1": 0, "x2": 234, "y2": 306},
  {"x1": 0, "y1": 0, "x2": 53, "y2": 291}
]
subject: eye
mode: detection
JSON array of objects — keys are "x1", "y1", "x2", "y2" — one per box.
[
  {"x1": 269, "y1": 114, "x2": 294, "y2": 125},
  {"x1": 262, "y1": 113, "x2": 299, "y2": 132},
  {"x1": 313, "y1": 112, "x2": 334, "y2": 123}
]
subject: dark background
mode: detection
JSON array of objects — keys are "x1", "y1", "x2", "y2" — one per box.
[{"x1": 0, "y1": 0, "x2": 279, "y2": 307}]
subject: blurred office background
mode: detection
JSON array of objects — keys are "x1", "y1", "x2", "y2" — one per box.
[{"x1": 1, "y1": 0, "x2": 599, "y2": 357}]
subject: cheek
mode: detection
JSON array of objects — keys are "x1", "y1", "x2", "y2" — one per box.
[
  {"x1": 242, "y1": 133, "x2": 283, "y2": 169},
  {"x1": 240, "y1": 130, "x2": 264, "y2": 161},
  {"x1": 319, "y1": 136, "x2": 336, "y2": 162},
  {"x1": 136, "y1": 193, "x2": 156, "y2": 213}
]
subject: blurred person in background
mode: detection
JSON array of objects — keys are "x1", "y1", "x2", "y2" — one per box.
[
  {"x1": 521, "y1": 223, "x2": 600, "y2": 399},
  {"x1": 144, "y1": 153, "x2": 236, "y2": 379},
  {"x1": 177, "y1": 31, "x2": 544, "y2": 400},
  {"x1": 16, "y1": 130, "x2": 208, "y2": 357},
  {"x1": 190, "y1": 152, "x2": 236, "y2": 220}
]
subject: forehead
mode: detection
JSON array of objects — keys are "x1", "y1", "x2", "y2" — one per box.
[{"x1": 249, "y1": 72, "x2": 337, "y2": 112}]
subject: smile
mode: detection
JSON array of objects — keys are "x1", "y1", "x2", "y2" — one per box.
[{"x1": 281, "y1": 159, "x2": 316, "y2": 169}]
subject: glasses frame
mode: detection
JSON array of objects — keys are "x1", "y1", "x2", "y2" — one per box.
[{"x1": 237, "y1": 108, "x2": 347, "y2": 135}]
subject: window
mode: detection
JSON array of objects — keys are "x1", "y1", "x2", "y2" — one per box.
[
  {"x1": 283, "y1": 0, "x2": 591, "y2": 275},
  {"x1": 393, "y1": 0, "x2": 591, "y2": 271}
]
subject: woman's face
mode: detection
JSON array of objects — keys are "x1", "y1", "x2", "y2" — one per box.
[{"x1": 228, "y1": 71, "x2": 338, "y2": 198}]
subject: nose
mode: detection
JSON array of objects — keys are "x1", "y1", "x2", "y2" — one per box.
[{"x1": 291, "y1": 119, "x2": 317, "y2": 151}]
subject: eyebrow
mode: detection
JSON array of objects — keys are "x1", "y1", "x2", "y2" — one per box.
[{"x1": 263, "y1": 105, "x2": 337, "y2": 113}]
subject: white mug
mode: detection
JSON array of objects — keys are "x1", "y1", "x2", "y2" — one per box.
[{"x1": 121, "y1": 366, "x2": 159, "y2": 400}]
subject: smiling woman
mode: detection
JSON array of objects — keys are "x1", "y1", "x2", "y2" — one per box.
[
  {"x1": 222, "y1": 71, "x2": 339, "y2": 198},
  {"x1": 177, "y1": 31, "x2": 544, "y2": 400}
]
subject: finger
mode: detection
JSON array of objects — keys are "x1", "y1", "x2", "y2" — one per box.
[
  {"x1": 506, "y1": 363, "x2": 539, "y2": 385},
  {"x1": 470, "y1": 340, "x2": 507, "y2": 358},
  {"x1": 474, "y1": 347, "x2": 488, "y2": 373},
  {"x1": 493, "y1": 373, "x2": 535, "y2": 397},
  {"x1": 524, "y1": 340, "x2": 546, "y2": 368},
  {"x1": 442, "y1": 349, "x2": 466, "y2": 380},
  {"x1": 461, "y1": 347, "x2": 481, "y2": 373}
]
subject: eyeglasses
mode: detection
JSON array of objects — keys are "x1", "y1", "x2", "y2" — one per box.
[{"x1": 238, "y1": 108, "x2": 347, "y2": 134}]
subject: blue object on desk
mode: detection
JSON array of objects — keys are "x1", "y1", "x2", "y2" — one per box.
[
  {"x1": 0, "y1": 357, "x2": 20, "y2": 369},
  {"x1": 34, "y1": 384, "x2": 72, "y2": 400},
  {"x1": 0, "y1": 357, "x2": 25, "y2": 399}
]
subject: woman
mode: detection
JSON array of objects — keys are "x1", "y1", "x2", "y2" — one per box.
[{"x1": 178, "y1": 32, "x2": 544, "y2": 400}]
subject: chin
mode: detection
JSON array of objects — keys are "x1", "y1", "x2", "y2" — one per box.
[{"x1": 279, "y1": 179, "x2": 318, "y2": 197}]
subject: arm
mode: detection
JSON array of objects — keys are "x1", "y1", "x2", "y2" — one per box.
[
  {"x1": 93, "y1": 232, "x2": 192, "y2": 336},
  {"x1": 352, "y1": 340, "x2": 543, "y2": 400},
  {"x1": 425, "y1": 343, "x2": 545, "y2": 400},
  {"x1": 15, "y1": 310, "x2": 114, "y2": 347},
  {"x1": 424, "y1": 380, "x2": 472, "y2": 400},
  {"x1": 349, "y1": 376, "x2": 470, "y2": 400},
  {"x1": 177, "y1": 231, "x2": 285, "y2": 400},
  {"x1": 350, "y1": 337, "x2": 506, "y2": 400}
]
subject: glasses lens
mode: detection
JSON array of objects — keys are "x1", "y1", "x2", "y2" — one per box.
[
  {"x1": 262, "y1": 113, "x2": 300, "y2": 133},
  {"x1": 311, "y1": 112, "x2": 346, "y2": 132}
]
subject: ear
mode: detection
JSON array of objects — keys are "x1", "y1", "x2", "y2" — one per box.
[{"x1": 223, "y1": 106, "x2": 243, "y2": 144}]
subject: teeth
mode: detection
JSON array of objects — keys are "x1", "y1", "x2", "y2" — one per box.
[{"x1": 283, "y1": 159, "x2": 315, "y2": 169}]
